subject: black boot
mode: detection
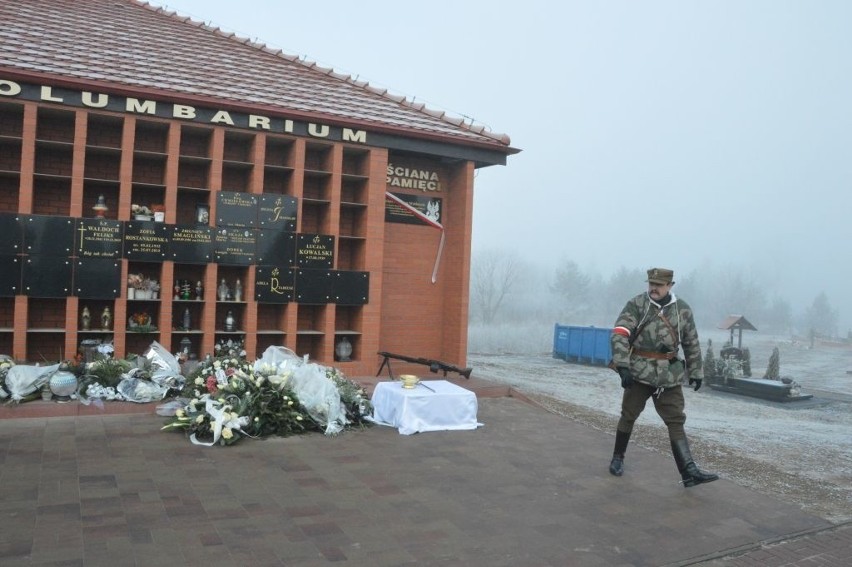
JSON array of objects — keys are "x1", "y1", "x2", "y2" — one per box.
[
  {"x1": 670, "y1": 438, "x2": 719, "y2": 487},
  {"x1": 609, "y1": 430, "x2": 631, "y2": 476}
]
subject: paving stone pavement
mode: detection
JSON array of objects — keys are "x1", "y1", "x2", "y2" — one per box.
[{"x1": 0, "y1": 390, "x2": 848, "y2": 566}]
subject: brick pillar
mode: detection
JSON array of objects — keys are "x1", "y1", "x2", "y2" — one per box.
[
  {"x1": 200, "y1": 265, "x2": 218, "y2": 358},
  {"x1": 69, "y1": 110, "x2": 87, "y2": 218},
  {"x1": 249, "y1": 133, "x2": 265, "y2": 194},
  {"x1": 17, "y1": 103, "x2": 37, "y2": 214},
  {"x1": 113, "y1": 261, "x2": 128, "y2": 357},
  {"x1": 243, "y1": 265, "x2": 257, "y2": 358},
  {"x1": 163, "y1": 122, "x2": 180, "y2": 223},
  {"x1": 13, "y1": 296, "x2": 28, "y2": 360},
  {"x1": 64, "y1": 295, "x2": 79, "y2": 360},
  {"x1": 159, "y1": 262, "x2": 174, "y2": 353},
  {"x1": 118, "y1": 116, "x2": 136, "y2": 221},
  {"x1": 361, "y1": 149, "x2": 388, "y2": 374}
]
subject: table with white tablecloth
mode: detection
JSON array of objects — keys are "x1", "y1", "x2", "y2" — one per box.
[{"x1": 368, "y1": 380, "x2": 481, "y2": 435}]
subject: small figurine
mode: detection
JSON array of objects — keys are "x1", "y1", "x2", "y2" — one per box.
[
  {"x1": 224, "y1": 310, "x2": 236, "y2": 332},
  {"x1": 181, "y1": 280, "x2": 192, "y2": 300},
  {"x1": 182, "y1": 308, "x2": 192, "y2": 330},
  {"x1": 218, "y1": 278, "x2": 229, "y2": 301},
  {"x1": 174, "y1": 283, "x2": 181, "y2": 300},
  {"x1": 101, "y1": 307, "x2": 112, "y2": 330},
  {"x1": 81, "y1": 306, "x2": 91, "y2": 331},
  {"x1": 234, "y1": 279, "x2": 243, "y2": 302},
  {"x1": 195, "y1": 280, "x2": 203, "y2": 300}
]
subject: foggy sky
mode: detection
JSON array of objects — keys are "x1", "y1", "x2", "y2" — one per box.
[{"x1": 152, "y1": 1, "x2": 852, "y2": 330}]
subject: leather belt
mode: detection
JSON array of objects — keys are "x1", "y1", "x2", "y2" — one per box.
[{"x1": 633, "y1": 349, "x2": 676, "y2": 360}]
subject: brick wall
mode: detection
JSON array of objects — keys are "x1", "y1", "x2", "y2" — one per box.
[
  {"x1": 35, "y1": 110, "x2": 75, "y2": 142},
  {"x1": 32, "y1": 178, "x2": 71, "y2": 215},
  {"x1": 134, "y1": 122, "x2": 168, "y2": 152},
  {"x1": 180, "y1": 129, "x2": 211, "y2": 157},
  {"x1": 27, "y1": 298, "x2": 66, "y2": 328},
  {"x1": 0, "y1": 143, "x2": 21, "y2": 171},
  {"x1": 87, "y1": 117, "x2": 123, "y2": 148},
  {"x1": 25, "y1": 333, "x2": 64, "y2": 362},
  {"x1": 0, "y1": 298, "x2": 14, "y2": 327},
  {"x1": 132, "y1": 155, "x2": 166, "y2": 184},
  {"x1": 380, "y1": 222, "x2": 445, "y2": 358},
  {"x1": 0, "y1": 178, "x2": 19, "y2": 212},
  {"x1": 0, "y1": 104, "x2": 24, "y2": 136},
  {"x1": 177, "y1": 161, "x2": 209, "y2": 188},
  {"x1": 34, "y1": 147, "x2": 73, "y2": 176},
  {"x1": 84, "y1": 152, "x2": 121, "y2": 180}
]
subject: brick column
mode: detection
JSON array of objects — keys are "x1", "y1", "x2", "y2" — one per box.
[
  {"x1": 64, "y1": 295, "x2": 79, "y2": 360},
  {"x1": 17, "y1": 103, "x2": 37, "y2": 214},
  {"x1": 69, "y1": 110, "x2": 87, "y2": 218}
]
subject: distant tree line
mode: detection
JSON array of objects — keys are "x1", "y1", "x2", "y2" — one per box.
[{"x1": 469, "y1": 251, "x2": 840, "y2": 339}]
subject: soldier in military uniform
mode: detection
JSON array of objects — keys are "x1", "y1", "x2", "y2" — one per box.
[{"x1": 608, "y1": 267, "x2": 718, "y2": 487}]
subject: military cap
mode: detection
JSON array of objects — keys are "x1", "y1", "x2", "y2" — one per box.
[{"x1": 646, "y1": 267, "x2": 674, "y2": 284}]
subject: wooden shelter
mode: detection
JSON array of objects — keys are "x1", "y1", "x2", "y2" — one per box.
[{"x1": 718, "y1": 315, "x2": 757, "y2": 349}]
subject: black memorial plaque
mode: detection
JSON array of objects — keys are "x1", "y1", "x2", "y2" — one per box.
[
  {"x1": 23, "y1": 215, "x2": 74, "y2": 257},
  {"x1": 217, "y1": 191, "x2": 257, "y2": 228},
  {"x1": 75, "y1": 218, "x2": 123, "y2": 259},
  {"x1": 214, "y1": 227, "x2": 256, "y2": 265},
  {"x1": 23, "y1": 256, "x2": 72, "y2": 297},
  {"x1": 257, "y1": 194, "x2": 297, "y2": 231},
  {"x1": 332, "y1": 270, "x2": 369, "y2": 305},
  {"x1": 255, "y1": 265, "x2": 295, "y2": 303},
  {"x1": 295, "y1": 269, "x2": 333, "y2": 304},
  {"x1": 169, "y1": 225, "x2": 214, "y2": 264},
  {"x1": 385, "y1": 192, "x2": 443, "y2": 226},
  {"x1": 296, "y1": 233, "x2": 334, "y2": 269},
  {"x1": 75, "y1": 258, "x2": 121, "y2": 299},
  {"x1": 0, "y1": 255, "x2": 21, "y2": 296},
  {"x1": 123, "y1": 220, "x2": 169, "y2": 262},
  {"x1": 256, "y1": 229, "x2": 295, "y2": 265},
  {"x1": 0, "y1": 213, "x2": 22, "y2": 254}
]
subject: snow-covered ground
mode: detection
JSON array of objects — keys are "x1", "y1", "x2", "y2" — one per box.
[{"x1": 468, "y1": 329, "x2": 852, "y2": 523}]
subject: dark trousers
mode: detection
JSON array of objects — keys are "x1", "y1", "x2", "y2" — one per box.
[{"x1": 617, "y1": 382, "x2": 686, "y2": 441}]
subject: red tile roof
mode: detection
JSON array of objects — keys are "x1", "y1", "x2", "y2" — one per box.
[{"x1": 0, "y1": 0, "x2": 513, "y2": 152}]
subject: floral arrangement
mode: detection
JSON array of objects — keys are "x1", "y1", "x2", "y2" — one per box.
[
  {"x1": 163, "y1": 349, "x2": 372, "y2": 446},
  {"x1": 327, "y1": 367, "x2": 372, "y2": 421},
  {"x1": 214, "y1": 337, "x2": 246, "y2": 358},
  {"x1": 166, "y1": 354, "x2": 310, "y2": 445},
  {"x1": 128, "y1": 274, "x2": 160, "y2": 291},
  {"x1": 131, "y1": 203, "x2": 153, "y2": 217},
  {"x1": 127, "y1": 273, "x2": 145, "y2": 289},
  {"x1": 128, "y1": 312, "x2": 157, "y2": 333},
  {"x1": 131, "y1": 312, "x2": 151, "y2": 326},
  {"x1": 83, "y1": 356, "x2": 134, "y2": 389}
]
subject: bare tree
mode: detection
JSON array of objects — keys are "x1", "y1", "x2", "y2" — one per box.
[{"x1": 470, "y1": 249, "x2": 522, "y2": 324}]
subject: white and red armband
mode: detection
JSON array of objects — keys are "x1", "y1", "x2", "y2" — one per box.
[{"x1": 612, "y1": 326, "x2": 631, "y2": 338}]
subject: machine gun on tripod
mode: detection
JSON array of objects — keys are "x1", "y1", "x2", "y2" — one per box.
[{"x1": 376, "y1": 351, "x2": 472, "y2": 380}]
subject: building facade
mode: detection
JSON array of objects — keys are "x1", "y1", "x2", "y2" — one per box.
[{"x1": 0, "y1": 0, "x2": 515, "y2": 376}]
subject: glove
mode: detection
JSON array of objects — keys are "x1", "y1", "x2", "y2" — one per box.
[
  {"x1": 689, "y1": 377, "x2": 702, "y2": 391},
  {"x1": 616, "y1": 367, "x2": 634, "y2": 389}
]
